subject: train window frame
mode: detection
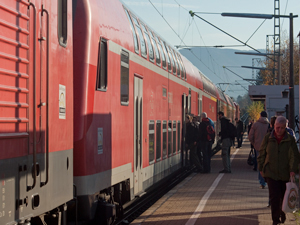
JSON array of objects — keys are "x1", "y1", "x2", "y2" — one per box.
[
  {"x1": 58, "y1": 0, "x2": 68, "y2": 47},
  {"x1": 168, "y1": 121, "x2": 172, "y2": 156},
  {"x1": 162, "y1": 41, "x2": 172, "y2": 72},
  {"x1": 156, "y1": 120, "x2": 161, "y2": 161},
  {"x1": 162, "y1": 121, "x2": 167, "y2": 159},
  {"x1": 96, "y1": 38, "x2": 108, "y2": 91},
  {"x1": 157, "y1": 38, "x2": 166, "y2": 69},
  {"x1": 178, "y1": 55, "x2": 186, "y2": 80},
  {"x1": 162, "y1": 87, "x2": 167, "y2": 98},
  {"x1": 177, "y1": 121, "x2": 181, "y2": 153},
  {"x1": 172, "y1": 121, "x2": 176, "y2": 155},
  {"x1": 168, "y1": 46, "x2": 177, "y2": 75},
  {"x1": 141, "y1": 23, "x2": 154, "y2": 63},
  {"x1": 120, "y1": 50, "x2": 130, "y2": 105},
  {"x1": 131, "y1": 15, "x2": 147, "y2": 59},
  {"x1": 174, "y1": 51, "x2": 181, "y2": 77},
  {"x1": 124, "y1": 9, "x2": 139, "y2": 55},
  {"x1": 149, "y1": 120, "x2": 155, "y2": 164},
  {"x1": 149, "y1": 30, "x2": 161, "y2": 67}
]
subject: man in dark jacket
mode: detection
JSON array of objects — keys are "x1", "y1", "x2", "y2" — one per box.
[
  {"x1": 198, "y1": 112, "x2": 214, "y2": 173},
  {"x1": 185, "y1": 115, "x2": 202, "y2": 171},
  {"x1": 235, "y1": 118, "x2": 244, "y2": 148},
  {"x1": 218, "y1": 111, "x2": 232, "y2": 173}
]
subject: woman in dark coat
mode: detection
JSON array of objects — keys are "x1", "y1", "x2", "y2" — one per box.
[{"x1": 258, "y1": 116, "x2": 299, "y2": 225}]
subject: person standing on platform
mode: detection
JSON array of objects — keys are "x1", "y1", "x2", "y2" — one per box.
[
  {"x1": 185, "y1": 115, "x2": 202, "y2": 172},
  {"x1": 235, "y1": 118, "x2": 244, "y2": 148},
  {"x1": 198, "y1": 112, "x2": 214, "y2": 173},
  {"x1": 249, "y1": 111, "x2": 269, "y2": 188},
  {"x1": 286, "y1": 119, "x2": 296, "y2": 141},
  {"x1": 248, "y1": 119, "x2": 254, "y2": 151},
  {"x1": 258, "y1": 116, "x2": 299, "y2": 225},
  {"x1": 218, "y1": 111, "x2": 232, "y2": 173}
]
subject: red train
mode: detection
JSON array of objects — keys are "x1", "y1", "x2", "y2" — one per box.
[{"x1": 0, "y1": 0, "x2": 238, "y2": 224}]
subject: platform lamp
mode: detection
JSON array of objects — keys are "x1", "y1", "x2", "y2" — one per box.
[{"x1": 221, "y1": 12, "x2": 298, "y2": 130}]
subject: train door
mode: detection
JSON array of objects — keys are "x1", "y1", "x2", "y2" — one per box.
[
  {"x1": 198, "y1": 92, "x2": 202, "y2": 116},
  {"x1": 182, "y1": 93, "x2": 187, "y2": 166},
  {"x1": 134, "y1": 76, "x2": 143, "y2": 195}
]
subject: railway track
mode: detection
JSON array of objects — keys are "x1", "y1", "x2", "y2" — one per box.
[{"x1": 113, "y1": 166, "x2": 194, "y2": 225}]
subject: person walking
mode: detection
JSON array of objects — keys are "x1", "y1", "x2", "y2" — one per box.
[
  {"x1": 248, "y1": 111, "x2": 269, "y2": 188},
  {"x1": 235, "y1": 118, "x2": 244, "y2": 148},
  {"x1": 198, "y1": 112, "x2": 214, "y2": 173},
  {"x1": 218, "y1": 111, "x2": 232, "y2": 173},
  {"x1": 258, "y1": 116, "x2": 299, "y2": 225}
]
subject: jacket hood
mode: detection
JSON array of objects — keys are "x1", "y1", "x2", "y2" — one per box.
[{"x1": 257, "y1": 117, "x2": 269, "y2": 124}]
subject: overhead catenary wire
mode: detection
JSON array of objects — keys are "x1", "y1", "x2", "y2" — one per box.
[{"x1": 148, "y1": 0, "x2": 227, "y2": 82}]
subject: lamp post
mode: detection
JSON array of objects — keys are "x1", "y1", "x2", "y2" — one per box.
[{"x1": 222, "y1": 12, "x2": 298, "y2": 130}]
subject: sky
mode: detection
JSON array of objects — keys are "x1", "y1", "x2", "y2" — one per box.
[{"x1": 122, "y1": 0, "x2": 300, "y2": 98}]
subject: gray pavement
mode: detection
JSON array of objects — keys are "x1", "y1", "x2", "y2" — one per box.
[{"x1": 132, "y1": 136, "x2": 299, "y2": 225}]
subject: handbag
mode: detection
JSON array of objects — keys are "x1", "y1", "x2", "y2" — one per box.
[
  {"x1": 282, "y1": 176, "x2": 299, "y2": 213},
  {"x1": 247, "y1": 149, "x2": 255, "y2": 166}
]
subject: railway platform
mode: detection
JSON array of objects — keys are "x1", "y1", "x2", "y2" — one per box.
[{"x1": 131, "y1": 136, "x2": 298, "y2": 225}]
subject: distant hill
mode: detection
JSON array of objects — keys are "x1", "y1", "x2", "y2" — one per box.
[{"x1": 179, "y1": 47, "x2": 265, "y2": 99}]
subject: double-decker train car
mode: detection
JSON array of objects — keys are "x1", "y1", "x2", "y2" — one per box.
[
  {"x1": 0, "y1": 0, "x2": 73, "y2": 224},
  {"x1": 0, "y1": 0, "x2": 238, "y2": 224}
]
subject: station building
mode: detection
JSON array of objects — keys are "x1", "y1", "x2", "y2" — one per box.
[{"x1": 248, "y1": 85, "x2": 299, "y2": 120}]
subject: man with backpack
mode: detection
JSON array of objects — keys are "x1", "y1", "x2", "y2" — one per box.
[
  {"x1": 218, "y1": 111, "x2": 232, "y2": 173},
  {"x1": 198, "y1": 112, "x2": 215, "y2": 173}
]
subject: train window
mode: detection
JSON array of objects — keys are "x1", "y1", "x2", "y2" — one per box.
[
  {"x1": 173, "y1": 121, "x2": 176, "y2": 154},
  {"x1": 156, "y1": 121, "x2": 161, "y2": 161},
  {"x1": 157, "y1": 39, "x2": 166, "y2": 69},
  {"x1": 168, "y1": 121, "x2": 172, "y2": 156},
  {"x1": 120, "y1": 50, "x2": 129, "y2": 105},
  {"x1": 162, "y1": 87, "x2": 167, "y2": 97},
  {"x1": 131, "y1": 16, "x2": 147, "y2": 58},
  {"x1": 149, "y1": 121, "x2": 155, "y2": 164},
  {"x1": 149, "y1": 31, "x2": 160, "y2": 66},
  {"x1": 177, "y1": 121, "x2": 181, "y2": 153},
  {"x1": 168, "y1": 46, "x2": 176, "y2": 75},
  {"x1": 162, "y1": 121, "x2": 167, "y2": 159},
  {"x1": 58, "y1": 0, "x2": 68, "y2": 47},
  {"x1": 96, "y1": 38, "x2": 108, "y2": 91},
  {"x1": 174, "y1": 52, "x2": 181, "y2": 77},
  {"x1": 124, "y1": 9, "x2": 139, "y2": 54},
  {"x1": 161, "y1": 42, "x2": 171, "y2": 72},
  {"x1": 178, "y1": 55, "x2": 186, "y2": 80},
  {"x1": 141, "y1": 23, "x2": 154, "y2": 62}
]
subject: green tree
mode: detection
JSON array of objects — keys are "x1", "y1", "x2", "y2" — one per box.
[
  {"x1": 247, "y1": 101, "x2": 264, "y2": 121},
  {"x1": 234, "y1": 93, "x2": 251, "y2": 118}
]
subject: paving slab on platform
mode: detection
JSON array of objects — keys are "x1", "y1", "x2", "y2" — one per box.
[{"x1": 132, "y1": 136, "x2": 298, "y2": 225}]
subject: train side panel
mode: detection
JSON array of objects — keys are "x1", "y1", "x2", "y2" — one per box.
[{"x1": 0, "y1": 0, "x2": 73, "y2": 224}]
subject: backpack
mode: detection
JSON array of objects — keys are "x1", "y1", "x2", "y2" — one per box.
[
  {"x1": 206, "y1": 123, "x2": 215, "y2": 142},
  {"x1": 228, "y1": 122, "x2": 237, "y2": 139}
]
